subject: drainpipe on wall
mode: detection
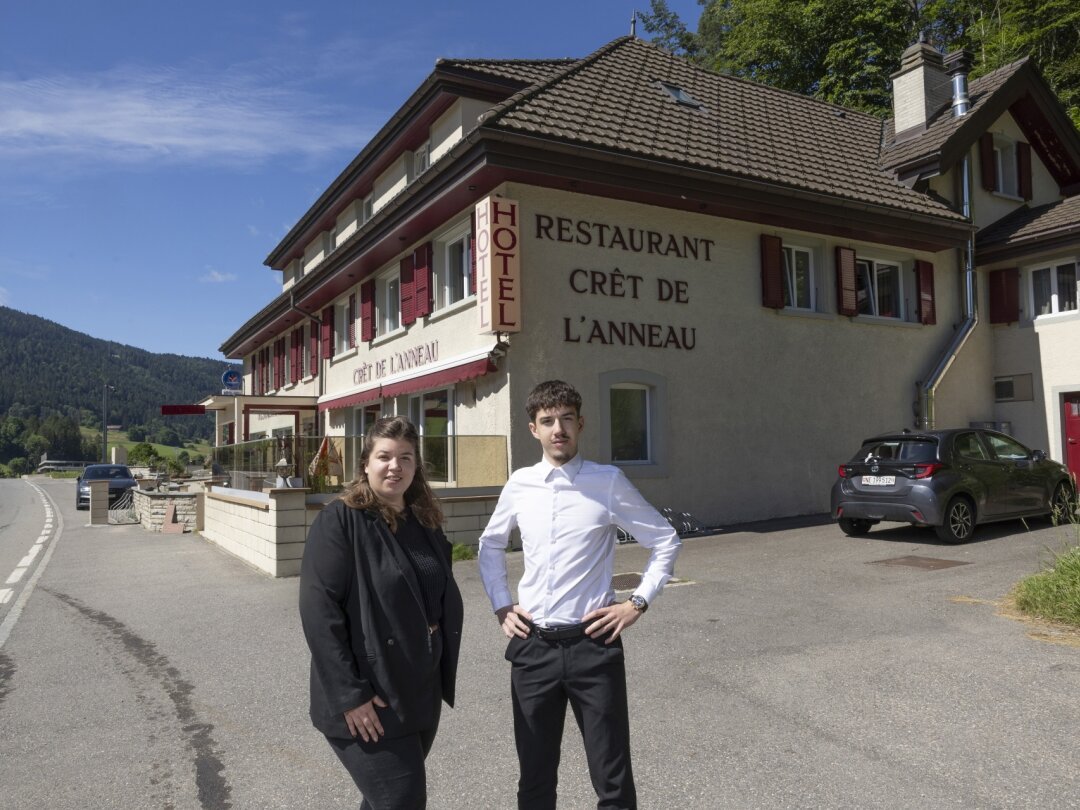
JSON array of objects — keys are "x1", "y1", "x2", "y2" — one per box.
[
  {"x1": 289, "y1": 292, "x2": 325, "y2": 401},
  {"x1": 918, "y1": 50, "x2": 976, "y2": 430}
]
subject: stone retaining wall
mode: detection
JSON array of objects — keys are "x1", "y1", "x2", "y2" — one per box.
[
  {"x1": 198, "y1": 487, "x2": 504, "y2": 578},
  {"x1": 132, "y1": 489, "x2": 204, "y2": 533}
]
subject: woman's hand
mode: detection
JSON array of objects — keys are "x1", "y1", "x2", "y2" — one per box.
[{"x1": 344, "y1": 695, "x2": 389, "y2": 742}]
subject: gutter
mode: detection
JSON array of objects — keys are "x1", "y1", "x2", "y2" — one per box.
[{"x1": 918, "y1": 51, "x2": 977, "y2": 430}]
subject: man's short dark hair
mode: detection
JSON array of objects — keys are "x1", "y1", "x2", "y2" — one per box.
[{"x1": 526, "y1": 380, "x2": 582, "y2": 422}]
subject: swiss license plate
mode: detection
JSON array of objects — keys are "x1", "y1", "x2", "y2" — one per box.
[{"x1": 862, "y1": 475, "x2": 895, "y2": 486}]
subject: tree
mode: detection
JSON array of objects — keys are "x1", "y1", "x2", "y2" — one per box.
[
  {"x1": 641, "y1": 0, "x2": 1080, "y2": 125},
  {"x1": 127, "y1": 441, "x2": 162, "y2": 466},
  {"x1": 127, "y1": 425, "x2": 147, "y2": 442}
]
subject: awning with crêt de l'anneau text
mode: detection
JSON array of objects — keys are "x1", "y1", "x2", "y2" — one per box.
[{"x1": 317, "y1": 356, "x2": 496, "y2": 412}]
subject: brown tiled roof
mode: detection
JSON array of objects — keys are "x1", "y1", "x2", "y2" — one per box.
[
  {"x1": 436, "y1": 57, "x2": 580, "y2": 86},
  {"x1": 977, "y1": 194, "x2": 1080, "y2": 248},
  {"x1": 480, "y1": 37, "x2": 964, "y2": 222},
  {"x1": 880, "y1": 59, "x2": 1030, "y2": 172}
]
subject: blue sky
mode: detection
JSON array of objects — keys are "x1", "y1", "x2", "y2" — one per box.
[{"x1": 0, "y1": 0, "x2": 703, "y2": 361}]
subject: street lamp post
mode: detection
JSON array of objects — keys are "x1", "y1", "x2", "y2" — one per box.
[{"x1": 102, "y1": 352, "x2": 121, "y2": 463}]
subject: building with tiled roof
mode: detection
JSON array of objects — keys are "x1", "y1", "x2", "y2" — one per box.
[{"x1": 202, "y1": 34, "x2": 1080, "y2": 575}]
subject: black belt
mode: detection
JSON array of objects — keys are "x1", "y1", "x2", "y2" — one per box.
[{"x1": 531, "y1": 622, "x2": 587, "y2": 641}]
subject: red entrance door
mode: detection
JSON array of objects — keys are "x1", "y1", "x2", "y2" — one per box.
[{"x1": 1065, "y1": 394, "x2": 1080, "y2": 481}]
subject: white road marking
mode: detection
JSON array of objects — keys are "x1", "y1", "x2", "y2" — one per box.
[
  {"x1": 0, "y1": 482, "x2": 66, "y2": 650},
  {"x1": 5, "y1": 568, "x2": 26, "y2": 585},
  {"x1": 19, "y1": 546, "x2": 42, "y2": 566},
  {"x1": 0, "y1": 589, "x2": 12, "y2": 605}
]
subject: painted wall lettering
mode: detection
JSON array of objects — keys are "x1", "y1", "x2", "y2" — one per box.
[
  {"x1": 353, "y1": 341, "x2": 439, "y2": 384},
  {"x1": 564, "y1": 268, "x2": 694, "y2": 350},
  {"x1": 536, "y1": 214, "x2": 714, "y2": 262},
  {"x1": 476, "y1": 197, "x2": 523, "y2": 334}
]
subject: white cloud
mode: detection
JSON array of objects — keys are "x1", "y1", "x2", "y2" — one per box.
[
  {"x1": 200, "y1": 270, "x2": 237, "y2": 283},
  {"x1": 0, "y1": 64, "x2": 374, "y2": 168}
]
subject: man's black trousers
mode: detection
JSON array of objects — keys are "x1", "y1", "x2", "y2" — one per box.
[{"x1": 506, "y1": 630, "x2": 637, "y2": 810}]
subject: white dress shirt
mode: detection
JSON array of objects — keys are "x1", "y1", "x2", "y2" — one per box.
[{"x1": 478, "y1": 454, "x2": 681, "y2": 627}]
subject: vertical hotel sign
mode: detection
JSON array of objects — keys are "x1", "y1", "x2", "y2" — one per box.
[{"x1": 475, "y1": 196, "x2": 522, "y2": 333}]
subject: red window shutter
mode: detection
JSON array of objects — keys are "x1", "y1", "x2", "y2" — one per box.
[
  {"x1": 414, "y1": 242, "x2": 433, "y2": 317},
  {"x1": 1017, "y1": 142, "x2": 1032, "y2": 200},
  {"x1": 760, "y1": 234, "x2": 784, "y2": 309},
  {"x1": 979, "y1": 133, "x2": 996, "y2": 192},
  {"x1": 915, "y1": 260, "x2": 936, "y2": 325},
  {"x1": 264, "y1": 347, "x2": 271, "y2": 393},
  {"x1": 400, "y1": 255, "x2": 416, "y2": 326},
  {"x1": 835, "y1": 247, "x2": 858, "y2": 316},
  {"x1": 347, "y1": 293, "x2": 357, "y2": 348},
  {"x1": 310, "y1": 318, "x2": 319, "y2": 377},
  {"x1": 988, "y1": 268, "x2": 1019, "y2": 324},
  {"x1": 469, "y1": 211, "x2": 477, "y2": 295},
  {"x1": 360, "y1": 280, "x2": 376, "y2": 342},
  {"x1": 289, "y1": 331, "x2": 297, "y2": 383},
  {"x1": 321, "y1": 306, "x2": 333, "y2": 357},
  {"x1": 277, "y1": 339, "x2": 285, "y2": 389}
]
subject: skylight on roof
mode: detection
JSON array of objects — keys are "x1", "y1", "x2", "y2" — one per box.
[{"x1": 657, "y1": 81, "x2": 703, "y2": 109}]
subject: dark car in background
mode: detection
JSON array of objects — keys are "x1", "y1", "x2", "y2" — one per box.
[
  {"x1": 831, "y1": 428, "x2": 1075, "y2": 543},
  {"x1": 76, "y1": 464, "x2": 138, "y2": 510}
]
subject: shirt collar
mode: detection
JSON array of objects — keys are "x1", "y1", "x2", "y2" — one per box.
[{"x1": 541, "y1": 452, "x2": 584, "y2": 484}]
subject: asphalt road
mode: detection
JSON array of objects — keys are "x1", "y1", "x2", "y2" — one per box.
[{"x1": 1, "y1": 476, "x2": 1078, "y2": 809}]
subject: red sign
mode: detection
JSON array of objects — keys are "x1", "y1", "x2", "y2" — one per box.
[{"x1": 161, "y1": 405, "x2": 207, "y2": 416}]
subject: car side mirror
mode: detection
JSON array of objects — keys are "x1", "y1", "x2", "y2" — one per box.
[
  {"x1": 76, "y1": 476, "x2": 81, "y2": 483},
  {"x1": 1032, "y1": 449, "x2": 1047, "y2": 462}
]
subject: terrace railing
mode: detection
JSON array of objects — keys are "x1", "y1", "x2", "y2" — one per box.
[{"x1": 211, "y1": 434, "x2": 508, "y2": 493}]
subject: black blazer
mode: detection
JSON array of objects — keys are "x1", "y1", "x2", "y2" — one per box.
[{"x1": 299, "y1": 499, "x2": 463, "y2": 739}]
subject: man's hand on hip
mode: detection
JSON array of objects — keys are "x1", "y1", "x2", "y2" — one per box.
[
  {"x1": 583, "y1": 600, "x2": 641, "y2": 643},
  {"x1": 496, "y1": 603, "x2": 534, "y2": 639}
]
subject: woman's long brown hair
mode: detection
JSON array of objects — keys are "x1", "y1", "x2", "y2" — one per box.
[{"x1": 340, "y1": 415, "x2": 444, "y2": 532}]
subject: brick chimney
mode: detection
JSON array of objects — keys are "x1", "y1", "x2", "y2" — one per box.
[{"x1": 891, "y1": 41, "x2": 952, "y2": 138}]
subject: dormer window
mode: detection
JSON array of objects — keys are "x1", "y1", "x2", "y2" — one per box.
[{"x1": 657, "y1": 81, "x2": 703, "y2": 109}]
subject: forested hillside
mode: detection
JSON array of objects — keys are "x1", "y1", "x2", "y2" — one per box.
[{"x1": 0, "y1": 305, "x2": 226, "y2": 451}]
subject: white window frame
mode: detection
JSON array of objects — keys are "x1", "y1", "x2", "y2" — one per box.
[
  {"x1": 362, "y1": 194, "x2": 373, "y2": 224},
  {"x1": 377, "y1": 268, "x2": 401, "y2": 336},
  {"x1": 334, "y1": 299, "x2": 352, "y2": 356},
  {"x1": 781, "y1": 245, "x2": 815, "y2": 311},
  {"x1": 856, "y1": 257, "x2": 905, "y2": 320},
  {"x1": 993, "y1": 135, "x2": 1019, "y2": 197},
  {"x1": 433, "y1": 221, "x2": 473, "y2": 311},
  {"x1": 301, "y1": 322, "x2": 312, "y2": 378},
  {"x1": 414, "y1": 141, "x2": 430, "y2": 178},
  {"x1": 598, "y1": 369, "x2": 667, "y2": 478},
  {"x1": 1027, "y1": 259, "x2": 1078, "y2": 318}
]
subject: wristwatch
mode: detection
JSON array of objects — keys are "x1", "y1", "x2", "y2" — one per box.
[{"x1": 629, "y1": 595, "x2": 648, "y2": 613}]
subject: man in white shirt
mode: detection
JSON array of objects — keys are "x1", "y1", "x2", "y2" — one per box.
[{"x1": 478, "y1": 380, "x2": 681, "y2": 810}]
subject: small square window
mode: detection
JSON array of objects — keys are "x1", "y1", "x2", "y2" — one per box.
[{"x1": 657, "y1": 81, "x2": 703, "y2": 109}]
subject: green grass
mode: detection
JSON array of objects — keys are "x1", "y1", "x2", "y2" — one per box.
[
  {"x1": 49, "y1": 471, "x2": 81, "y2": 479},
  {"x1": 451, "y1": 543, "x2": 477, "y2": 562},
  {"x1": 1014, "y1": 540, "x2": 1080, "y2": 627},
  {"x1": 79, "y1": 427, "x2": 212, "y2": 461}
]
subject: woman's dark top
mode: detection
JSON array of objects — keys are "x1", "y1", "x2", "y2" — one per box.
[{"x1": 393, "y1": 508, "x2": 446, "y2": 625}]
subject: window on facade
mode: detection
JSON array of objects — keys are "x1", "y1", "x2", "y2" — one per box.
[
  {"x1": 335, "y1": 300, "x2": 352, "y2": 355},
  {"x1": 1030, "y1": 261, "x2": 1078, "y2": 316},
  {"x1": 378, "y1": 272, "x2": 401, "y2": 334},
  {"x1": 301, "y1": 323, "x2": 311, "y2": 378},
  {"x1": 409, "y1": 388, "x2": 450, "y2": 482},
  {"x1": 782, "y1": 246, "x2": 814, "y2": 310},
  {"x1": 362, "y1": 194, "x2": 374, "y2": 224},
  {"x1": 994, "y1": 373, "x2": 1033, "y2": 402},
  {"x1": 434, "y1": 225, "x2": 472, "y2": 310},
  {"x1": 856, "y1": 259, "x2": 902, "y2": 318},
  {"x1": 993, "y1": 137, "x2": 1018, "y2": 197},
  {"x1": 610, "y1": 384, "x2": 650, "y2": 463},
  {"x1": 414, "y1": 142, "x2": 430, "y2": 177}
]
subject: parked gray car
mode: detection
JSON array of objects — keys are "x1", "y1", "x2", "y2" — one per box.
[
  {"x1": 75, "y1": 464, "x2": 138, "y2": 510},
  {"x1": 831, "y1": 428, "x2": 1075, "y2": 543}
]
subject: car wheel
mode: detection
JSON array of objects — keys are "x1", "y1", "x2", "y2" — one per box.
[
  {"x1": 935, "y1": 497, "x2": 975, "y2": 544},
  {"x1": 838, "y1": 518, "x2": 873, "y2": 537},
  {"x1": 1049, "y1": 481, "x2": 1076, "y2": 524}
]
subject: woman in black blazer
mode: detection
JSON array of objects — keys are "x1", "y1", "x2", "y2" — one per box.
[{"x1": 299, "y1": 416, "x2": 463, "y2": 809}]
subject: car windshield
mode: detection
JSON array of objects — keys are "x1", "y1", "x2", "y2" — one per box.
[
  {"x1": 852, "y1": 438, "x2": 937, "y2": 463},
  {"x1": 83, "y1": 466, "x2": 132, "y2": 480}
]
